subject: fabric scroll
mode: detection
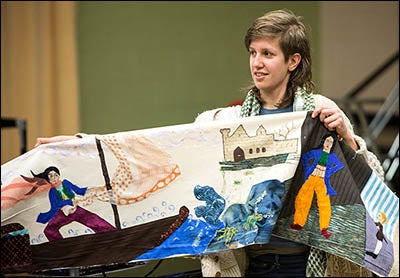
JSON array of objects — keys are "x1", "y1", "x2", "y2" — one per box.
[{"x1": 1, "y1": 111, "x2": 398, "y2": 276}]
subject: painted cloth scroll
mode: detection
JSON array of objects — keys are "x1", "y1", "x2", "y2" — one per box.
[{"x1": 1, "y1": 111, "x2": 398, "y2": 276}]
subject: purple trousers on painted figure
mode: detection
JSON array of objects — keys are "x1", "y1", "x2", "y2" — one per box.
[{"x1": 44, "y1": 206, "x2": 116, "y2": 241}]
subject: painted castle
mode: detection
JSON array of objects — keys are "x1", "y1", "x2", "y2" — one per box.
[{"x1": 220, "y1": 124, "x2": 298, "y2": 162}]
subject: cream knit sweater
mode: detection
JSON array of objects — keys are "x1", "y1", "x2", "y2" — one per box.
[{"x1": 194, "y1": 94, "x2": 398, "y2": 277}]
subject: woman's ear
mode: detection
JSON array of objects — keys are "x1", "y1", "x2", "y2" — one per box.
[{"x1": 288, "y1": 53, "x2": 301, "y2": 72}]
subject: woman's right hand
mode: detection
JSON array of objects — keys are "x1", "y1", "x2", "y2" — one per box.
[{"x1": 34, "y1": 135, "x2": 77, "y2": 148}]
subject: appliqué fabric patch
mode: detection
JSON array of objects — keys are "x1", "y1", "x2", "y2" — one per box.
[{"x1": 1, "y1": 223, "x2": 32, "y2": 269}]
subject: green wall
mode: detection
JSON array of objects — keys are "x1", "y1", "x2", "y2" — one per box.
[{"x1": 78, "y1": 1, "x2": 320, "y2": 134}]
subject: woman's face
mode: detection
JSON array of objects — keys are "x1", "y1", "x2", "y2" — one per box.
[
  {"x1": 249, "y1": 36, "x2": 298, "y2": 99},
  {"x1": 48, "y1": 170, "x2": 60, "y2": 184}
]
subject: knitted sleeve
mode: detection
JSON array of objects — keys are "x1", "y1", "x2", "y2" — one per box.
[
  {"x1": 200, "y1": 249, "x2": 247, "y2": 277},
  {"x1": 194, "y1": 106, "x2": 242, "y2": 123},
  {"x1": 313, "y1": 94, "x2": 385, "y2": 180}
]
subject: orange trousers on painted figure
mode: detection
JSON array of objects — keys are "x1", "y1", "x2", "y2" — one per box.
[{"x1": 293, "y1": 175, "x2": 331, "y2": 230}]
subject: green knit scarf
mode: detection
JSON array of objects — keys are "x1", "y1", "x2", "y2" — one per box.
[{"x1": 239, "y1": 88, "x2": 316, "y2": 117}]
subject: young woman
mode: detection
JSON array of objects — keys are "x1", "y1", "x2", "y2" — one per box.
[{"x1": 193, "y1": 9, "x2": 385, "y2": 277}]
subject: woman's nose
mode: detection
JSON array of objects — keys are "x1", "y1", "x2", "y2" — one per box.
[{"x1": 251, "y1": 55, "x2": 263, "y2": 68}]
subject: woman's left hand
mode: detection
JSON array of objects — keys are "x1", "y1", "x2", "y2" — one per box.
[
  {"x1": 312, "y1": 106, "x2": 346, "y2": 133},
  {"x1": 312, "y1": 106, "x2": 358, "y2": 151}
]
